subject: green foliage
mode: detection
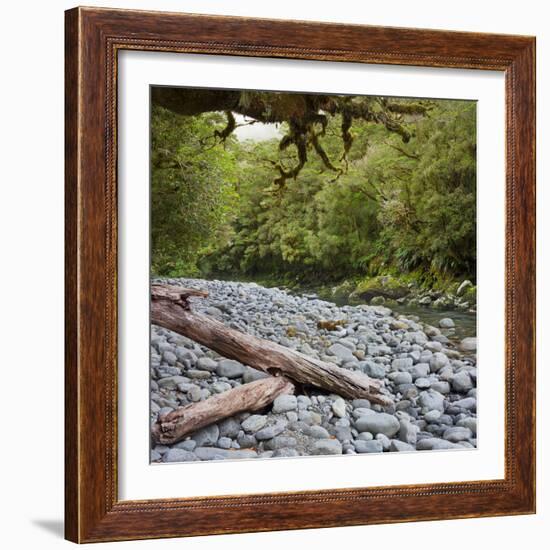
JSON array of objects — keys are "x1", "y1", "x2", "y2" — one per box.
[
  {"x1": 151, "y1": 96, "x2": 476, "y2": 286},
  {"x1": 150, "y1": 106, "x2": 237, "y2": 276}
]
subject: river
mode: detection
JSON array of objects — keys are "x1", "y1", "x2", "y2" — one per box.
[
  {"x1": 210, "y1": 275, "x2": 477, "y2": 342},
  {"x1": 287, "y1": 284, "x2": 477, "y2": 342}
]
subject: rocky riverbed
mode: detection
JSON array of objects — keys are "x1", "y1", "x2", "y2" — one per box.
[{"x1": 150, "y1": 278, "x2": 477, "y2": 463}]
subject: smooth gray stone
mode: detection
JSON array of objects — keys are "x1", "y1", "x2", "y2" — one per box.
[
  {"x1": 355, "y1": 412, "x2": 400, "y2": 437},
  {"x1": 443, "y1": 426, "x2": 473, "y2": 442},
  {"x1": 255, "y1": 422, "x2": 287, "y2": 441},
  {"x1": 425, "y1": 341, "x2": 443, "y2": 353},
  {"x1": 399, "y1": 419, "x2": 418, "y2": 445},
  {"x1": 331, "y1": 426, "x2": 353, "y2": 442},
  {"x1": 150, "y1": 450, "x2": 162, "y2": 462},
  {"x1": 196, "y1": 357, "x2": 218, "y2": 372},
  {"x1": 389, "y1": 371, "x2": 413, "y2": 385},
  {"x1": 331, "y1": 398, "x2": 347, "y2": 418},
  {"x1": 430, "y1": 381, "x2": 451, "y2": 394},
  {"x1": 451, "y1": 371, "x2": 474, "y2": 392},
  {"x1": 352, "y1": 407, "x2": 375, "y2": 419},
  {"x1": 311, "y1": 439, "x2": 343, "y2": 455},
  {"x1": 390, "y1": 440, "x2": 416, "y2": 452},
  {"x1": 195, "y1": 447, "x2": 257, "y2": 460},
  {"x1": 306, "y1": 425, "x2": 331, "y2": 439},
  {"x1": 429, "y1": 352, "x2": 450, "y2": 372},
  {"x1": 459, "y1": 337, "x2": 477, "y2": 352},
  {"x1": 157, "y1": 375, "x2": 188, "y2": 389},
  {"x1": 216, "y1": 359, "x2": 246, "y2": 379},
  {"x1": 328, "y1": 343, "x2": 355, "y2": 361},
  {"x1": 424, "y1": 410, "x2": 442, "y2": 423},
  {"x1": 457, "y1": 416, "x2": 477, "y2": 435},
  {"x1": 217, "y1": 437, "x2": 233, "y2": 449},
  {"x1": 272, "y1": 394, "x2": 298, "y2": 414},
  {"x1": 376, "y1": 433, "x2": 391, "y2": 450},
  {"x1": 416, "y1": 438, "x2": 462, "y2": 450},
  {"x1": 173, "y1": 439, "x2": 197, "y2": 452},
  {"x1": 242, "y1": 367, "x2": 269, "y2": 383},
  {"x1": 212, "y1": 381, "x2": 232, "y2": 394},
  {"x1": 363, "y1": 362, "x2": 386, "y2": 379},
  {"x1": 351, "y1": 399, "x2": 371, "y2": 409},
  {"x1": 162, "y1": 350, "x2": 177, "y2": 365},
  {"x1": 418, "y1": 389, "x2": 445, "y2": 413},
  {"x1": 237, "y1": 433, "x2": 257, "y2": 448},
  {"x1": 407, "y1": 363, "x2": 430, "y2": 380},
  {"x1": 162, "y1": 448, "x2": 198, "y2": 462},
  {"x1": 391, "y1": 357, "x2": 413, "y2": 371},
  {"x1": 439, "y1": 317, "x2": 455, "y2": 328},
  {"x1": 191, "y1": 424, "x2": 219, "y2": 447},
  {"x1": 355, "y1": 439, "x2": 383, "y2": 453},
  {"x1": 415, "y1": 377, "x2": 431, "y2": 389},
  {"x1": 453, "y1": 397, "x2": 477, "y2": 411},
  {"x1": 218, "y1": 418, "x2": 241, "y2": 438},
  {"x1": 286, "y1": 411, "x2": 299, "y2": 422},
  {"x1": 241, "y1": 414, "x2": 268, "y2": 433},
  {"x1": 175, "y1": 347, "x2": 197, "y2": 364}
]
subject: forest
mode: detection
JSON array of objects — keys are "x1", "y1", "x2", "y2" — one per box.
[{"x1": 150, "y1": 89, "x2": 476, "y2": 295}]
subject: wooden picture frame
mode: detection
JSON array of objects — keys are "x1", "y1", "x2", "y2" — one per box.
[{"x1": 65, "y1": 6, "x2": 536, "y2": 543}]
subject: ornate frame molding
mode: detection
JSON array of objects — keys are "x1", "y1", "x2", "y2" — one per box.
[{"x1": 65, "y1": 7, "x2": 535, "y2": 543}]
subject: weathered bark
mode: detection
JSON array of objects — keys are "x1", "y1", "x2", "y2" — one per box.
[
  {"x1": 152, "y1": 376, "x2": 295, "y2": 445},
  {"x1": 151, "y1": 284, "x2": 392, "y2": 405}
]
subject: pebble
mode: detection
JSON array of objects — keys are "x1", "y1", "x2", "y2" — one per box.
[
  {"x1": 457, "y1": 416, "x2": 477, "y2": 435},
  {"x1": 355, "y1": 412, "x2": 400, "y2": 437},
  {"x1": 443, "y1": 426, "x2": 473, "y2": 442},
  {"x1": 418, "y1": 390, "x2": 445, "y2": 413},
  {"x1": 216, "y1": 359, "x2": 246, "y2": 378},
  {"x1": 307, "y1": 425, "x2": 331, "y2": 439},
  {"x1": 241, "y1": 414, "x2": 268, "y2": 433},
  {"x1": 255, "y1": 422, "x2": 287, "y2": 441},
  {"x1": 272, "y1": 394, "x2": 298, "y2": 413},
  {"x1": 151, "y1": 278, "x2": 477, "y2": 462},
  {"x1": 429, "y1": 352, "x2": 450, "y2": 372},
  {"x1": 459, "y1": 337, "x2": 477, "y2": 352},
  {"x1": 390, "y1": 440, "x2": 416, "y2": 452},
  {"x1": 195, "y1": 447, "x2": 257, "y2": 460},
  {"x1": 312, "y1": 439, "x2": 343, "y2": 455},
  {"x1": 355, "y1": 439, "x2": 383, "y2": 453},
  {"x1": 218, "y1": 418, "x2": 241, "y2": 438},
  {"x1": 332, "y1": 398, "x2": 347, "y2": 418},
  {"x1": 162, "y1": 448, "x2": 198, "y2": 462},
  {"x1": 192, "y1": 425, "x2": 219, "y2": 447},
  {"x1": 451, "y1": 371, "x2": 474, "y2": 392}
]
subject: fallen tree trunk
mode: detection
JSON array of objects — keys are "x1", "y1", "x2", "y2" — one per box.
[
  {"x1": 152, "y1": 376, "x2": 295, "y2": 445},
  {"x1": 151, "y1": 284, "x2": 392, "y2": 405}
]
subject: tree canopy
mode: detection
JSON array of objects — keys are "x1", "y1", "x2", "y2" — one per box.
[{"x1": 151, "y1": 88, "x2": 476, "y2": 287}]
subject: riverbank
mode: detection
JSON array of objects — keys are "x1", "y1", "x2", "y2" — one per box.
[{"x1": 150, "y1": 278, "x2": 477, "y2": 463}]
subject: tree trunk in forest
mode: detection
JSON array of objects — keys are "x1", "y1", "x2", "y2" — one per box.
[
  {"x1": 151, "y1": 284, "x2": 392, "y2": 405},
  {"x1": 152, "y1": 376, "x2": 295, "y2": 445}
]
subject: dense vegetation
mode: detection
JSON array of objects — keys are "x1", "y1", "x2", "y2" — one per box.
[{"x1": 151, "y1": 93, "x2": 476, "y2": 290}]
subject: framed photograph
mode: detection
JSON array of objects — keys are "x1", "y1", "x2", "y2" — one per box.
[{"x1": 65, "y1": 7, "x2": 536, "y2": 543}]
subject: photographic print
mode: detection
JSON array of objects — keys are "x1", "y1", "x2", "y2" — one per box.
[{"x1": 149, "y1": 87, "x2": 477, "y2": 463}]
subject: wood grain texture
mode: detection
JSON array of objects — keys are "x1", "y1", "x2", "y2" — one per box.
[
  {"x1": 152, "y1": 376, "x2": 295, "y2": 445},
  {"x1": 64, "y1": 6, "x2": 536, "y2": 543},
  {"x1": 151, "y1": 284, "x2": 391, "y2": 404}
]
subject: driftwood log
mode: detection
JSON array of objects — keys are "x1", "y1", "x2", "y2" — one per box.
[
  {"x1": 152, "y1": 376, "x2": 295, "y2": 445},
  {"x1": 151, "y1": 284, "x2": 391, "y2": 405}
]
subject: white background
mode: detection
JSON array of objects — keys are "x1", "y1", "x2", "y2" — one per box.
[
  {"x1": 119, "y1": 52, "x2": 505, "y2": 500},
  {"x1": 0, "y1": 0, "x2": 547, "y2": 548}
]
